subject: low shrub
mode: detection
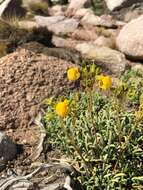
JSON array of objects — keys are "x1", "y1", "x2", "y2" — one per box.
[{"x1": 44, "y1": 67, "x2": 143, "y2": 190}]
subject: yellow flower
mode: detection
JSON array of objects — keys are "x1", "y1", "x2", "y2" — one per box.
[
  {"x1": 55, "y1": 100, "x2": 69, "y2": 118},
  {"x1": 67, "y1": 67, "x2": 80, "y2": 81},
  {"x1": 96, "y1": 75, "x2": 112, "y2": 90}
]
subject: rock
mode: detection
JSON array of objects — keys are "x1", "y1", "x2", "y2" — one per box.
[
  {"x1": 124, "y1": 9, "x2": 143, "y2": 22},
  {"x1": 89, "y1": 27, "x2": 119, "y2": 39},
  {"x1": 76, "y1": 43, "x2": 127, "y2": 74},
  {"x1": 35, "y1": 15, "x2": 65, "y2": 26},
  {"x1": 76, "y1": 42, "x2": 95, "y2": 54},
  {"x1": 43, "y1": 47, "x2": 82, "y2": 64},
  {"x1": 116, "y1": 15, "x2": 143, "y2": 60},
  {"x1": 110, "y1": 2, "x2": 143, "y2": 21},
  {"x1": 115, "y1": 20, "x2": 126, "y2": 26},
  {"x1": 71, "y1": 28, "x2": 98, "y2": 41},
  {"x1": 0, "y1": 0, "x2": 26, "y2": 17},
  {"x1": 18, "y1": 20, "x2": 38, "y2": 29},
  {"x1": 104, "y1": 0, "x2": 143, "y2": 11},
  {"x1": 105, "y1": 0, "x2": 126, "y2": 11},
  {"x1": 94, "y1": 36, "x2": 115, "y2": 49},
  {"x1": 65, "y1": 0, "x2": 91, "y2": 17},
  {"x1": 132, "y1": 63, "x2": 143, "y2": 72},
  {"x1": 106, "y1": 29, "x2": 120, "y2": 38},
  {"x1": 48, "y1": 5, "x2": 66, "y2": 16},
  {"x1": 50, "y1": 18, "x2": 79, "y2": 35},
  {"x1": 0, "y1": 0, "x2": 11, "y2": 16},
  {"x1": 81, "y1": 13, "x2": 116, "y2": 28},
  {"x1": 52, "y1": 35, "x2": 80, "y2": 49},
  {"x1": 73, "y1": 8, "x2": 93, "y2": 19},
  {"x1": 0, "y1": 132, "x2": 17, "y2": 171},
  {"x1": 35, "y1": 16, "x2": 79, "y2": 35}
]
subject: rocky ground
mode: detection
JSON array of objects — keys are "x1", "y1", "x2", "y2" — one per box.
[{"x1": 0, "y1": 0, "x2": 143, "y2": 189}]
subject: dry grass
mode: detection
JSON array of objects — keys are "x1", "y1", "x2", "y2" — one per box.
[{"x1": 28, "y1": 2, "x2": 49, "y2": 16}]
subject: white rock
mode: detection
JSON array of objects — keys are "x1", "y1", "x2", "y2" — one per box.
[
  {"x1": 76, "y1": 43, "x2": 95, "y2": 55},
  {"x1": 52, "y1": 36, "x2": 79, "y2": 49},
  {"x1": 116, "y1": 15, "x2": 143, "y2": 60},
  {"x1": 35, "y1": 16, "x2": 79, "y2": 35},
  {"x1": 18, "y1": 20, "x2": 38, "y2": 29},
  {"x1": 104, "y1": 0, "x2": 143, "y2": 11},
  {"x1": 49, "y1": 5, "x2": 66, "y2": 16},
  {"x1": 66, "y1": 0, "x2": 91, "y2": 17},
  {"x1": 35, "y1": 15, "x2": 65, "y2": 26},
  {"x1": 0, "y1": 0, "x2": 11, "y2": 16},
  {"x1": 105, "y1": 0, "x2": 126, "y2": 11},
  {"x1": 81, "y1": 13, "x2": 116, "y2": 28},
  {"x1": 0, "y1": 0, "x2": 26, "y2": 17},
  {"x1": 132, "y1": 63, "x2": 143, "y2": 72},
  {"x1": 74, "y1": 8, "x2": 93, "y2": 19},
  {"x1": 94, "y1": 36, "x2": 115, "y2": 49}
]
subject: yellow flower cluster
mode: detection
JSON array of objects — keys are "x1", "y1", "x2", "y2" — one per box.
[
  {"x1": 96, "y1": 75, "x2": 112, "y2": 90},
  {"x1": 55, "y1": 68, "x2": 112, "y2": 118},
  {"x1": 55, "y1": 100, "x2": 69, "y2": 118},
  {"x1": 67, "y1": 67, "x2": 80, "y2": 81}
]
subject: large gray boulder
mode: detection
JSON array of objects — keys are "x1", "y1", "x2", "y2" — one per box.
[
  {"x1": 0, "y1": 132, "x2": 17, "y2": 171},
  {"x1": 116, "y1": 15, "x2": 143, "y2": 60},
  {"x1": 104, "y1": 0, "x2": 143, "y2": 11}
]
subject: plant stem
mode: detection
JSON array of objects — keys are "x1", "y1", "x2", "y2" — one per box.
[{"x1": 60, "y1": 119, "x2": 90, "y2": 174}]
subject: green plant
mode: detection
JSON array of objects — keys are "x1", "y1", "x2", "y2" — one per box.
[
  {"x1": 91, "y1": 0, "x2": 105, "y2": 16},
  {"x1": 120, "y1": 69, "x2": 143, "y2": 106},
  {"x1": 43, "y1": 68, "x2": 143, "y2": 190}
]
